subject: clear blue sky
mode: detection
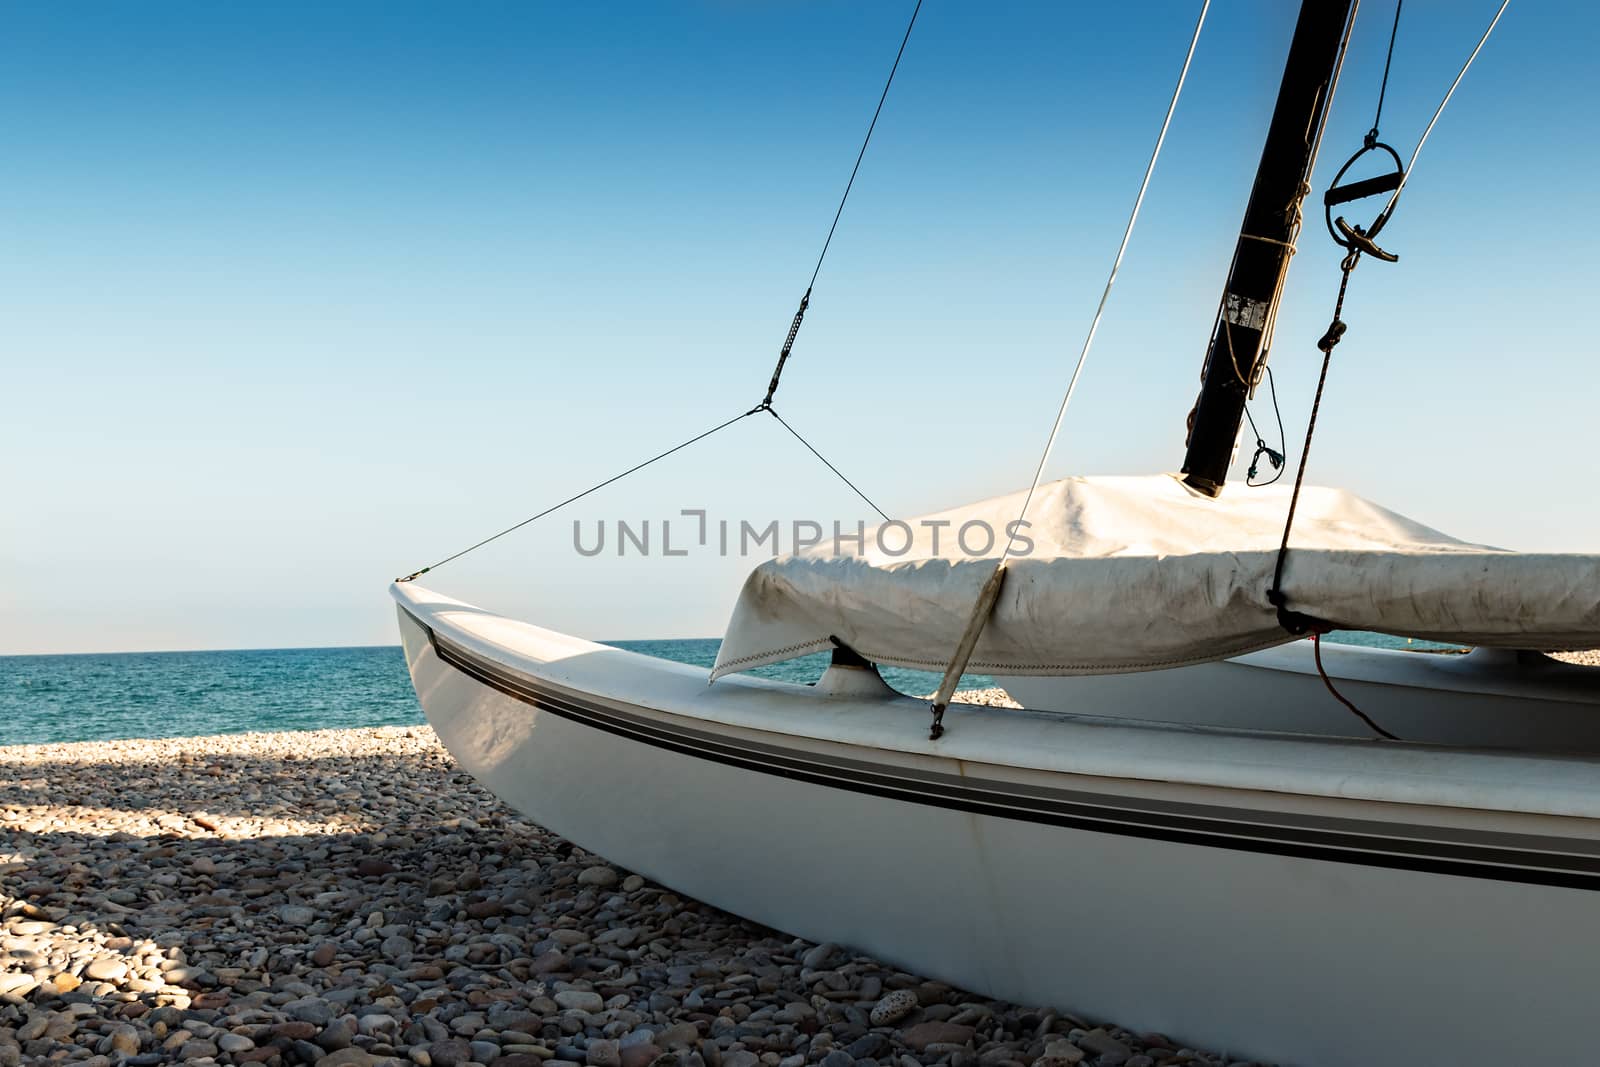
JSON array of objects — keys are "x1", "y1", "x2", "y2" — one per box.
[{"x1": 4, "y1": 1, "x2": 1594, "y2": 654}]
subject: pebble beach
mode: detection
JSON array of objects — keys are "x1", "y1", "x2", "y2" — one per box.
[{"x1": 1, "y1": 718, "x2": 1242, "y2": 1067}]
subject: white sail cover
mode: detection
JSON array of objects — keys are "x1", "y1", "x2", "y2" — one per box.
[{"x1": 712, "y1": 475, "x2": 1600, "y2": 680}]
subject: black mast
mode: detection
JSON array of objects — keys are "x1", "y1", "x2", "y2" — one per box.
[{"x1": 1181, "y1": 1, "x2": 1358, "y2": 497}]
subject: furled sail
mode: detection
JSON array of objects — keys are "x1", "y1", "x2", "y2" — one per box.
[{"x1": 711, "y1": 475, "x2": 1600, "y2": 680}]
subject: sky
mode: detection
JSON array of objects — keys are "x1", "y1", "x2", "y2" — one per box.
[{"x1": 3, "y1": 1, "x2": 1596, "y2": 655}]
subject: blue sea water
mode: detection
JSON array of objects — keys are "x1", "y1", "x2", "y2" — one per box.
[{"x1": 0, "y1": 633, "x2": 1449, "y2": 748}]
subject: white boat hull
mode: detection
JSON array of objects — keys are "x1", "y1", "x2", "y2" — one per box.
[{"x1": 393, "y1": 583, "x2": 1600, "y2": 1067}]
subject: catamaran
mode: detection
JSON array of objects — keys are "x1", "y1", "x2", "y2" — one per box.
[{"x1": 391, "y1": 3, "x2": 1600, "y2": 1064}]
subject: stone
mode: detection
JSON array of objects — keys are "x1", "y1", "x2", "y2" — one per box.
[
  {"x1": 0, "y1": 973, "x2": 38, "y2": 997},
  {"x1": 620, "y1": 1043, "x2": 662, "y2": 1067},
  {"x1": 588, "y1": 1038, "x2": 622, "y2": 1067},
  {"x1": 1038, "y1": 1040, "x2": 1084, "y2": 1065},
  {"x1": 84, "y1": 957, "x2": 127, "y2": 982},
  {"x1": 656, "y1": 1023, "x2": 700, "y2": 1049},
  {"x1": 317, "y1": 1051, "x2": 381, "y2": 1067},
  {"x1": 847, "y1": 1034, "x2": 892, "y2": 1059},
  {"x1": 311, "y1": 942, "x2": 339, "y2": 967},
  {"x1": 381, "y1": 934, "x2": 414, "y2": 959},
  {"x1": 357, "y1": 858, "x2": 397, "y2": 877},
  {"x1": 1076, "y1": 1029, "x2": 1131, "y2": 1064},
  {"x1": 554, "y1": 989, "x2": 605, "y2": 1013},
  {"x1": 219, "y1": 1033, "x2": 257, "y2": 1053},
  {"x1": 287, "y1": 997, "x2": 336, "y2": 1026},
  {"x1": 529, "y1": 949, "x2": 569, "y2": 974},
  {"x1": 109, "y1": 1025, "x2": 141, "y2": 1055},
  {"x1": 870, "y1": 990, "x2": 919, "y2": 1027},
  {"x1": 800, "y1": 943, "x2": 839, "y2": 970},
  {"x1": 577, "y1": 866, "x2": 618, "y2": 888},
  {"x1": 900, "y1": 1022, "x2": 977, "y2": 1052},
  {"x1": 279, "y1": 905, "x2": 318, "y2": 926},
  {"x1": 426, "y1": 1039, "x2": 476, "y2": 1067}
]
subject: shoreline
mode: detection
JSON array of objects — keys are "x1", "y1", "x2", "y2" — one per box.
[{"x1": 3, "y1": 724, "x2": 1228, "y2": 1067}]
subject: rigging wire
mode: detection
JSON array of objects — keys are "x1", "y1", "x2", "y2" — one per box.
[
  {"x1": 808, "y1": 0, "x2": 922, "y2": 294},
  {"x1": 761, "y1": 0, "x2": 924, "y2": 407},
  {"x1": 765, "y1": 407, "x2": 891, "y2": 522},
  {"x1": 926, "y1": 0, "x2": 1211, "y2": 740},
  {"x1": 1372, "y1": 0, "x2": 1509, "y2": 232},
  {"x1": 1368, "y1": 0, "x2": 1403, "y2": 141},
  {"x1": 396, "y1": 6, "x2": 930, "y2": 582},
  {"x1": 995, "y1": 0, "x2": 1210, "y2": 562},
  {"x1": 396, "y1": 407, "x2": 762, "y2": 583}
]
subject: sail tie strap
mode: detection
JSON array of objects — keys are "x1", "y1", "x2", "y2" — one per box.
[{"x1": 925, "y1": 0, "x2": 1211, "y2": 738}]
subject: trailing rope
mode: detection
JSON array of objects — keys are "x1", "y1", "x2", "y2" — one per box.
[
  {"x1": 1314, "y1": 633, "x2": 1399, "y2": 740},
  {"x1": 927, "y1": 0, "x2": 1211, "y2": 740}
]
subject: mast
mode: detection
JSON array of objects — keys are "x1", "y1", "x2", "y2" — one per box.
[{"x1": 1181, "y1": 0, "x2": 1358, "y2": 497}]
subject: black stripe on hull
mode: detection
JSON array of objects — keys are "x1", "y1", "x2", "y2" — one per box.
[{"x1": 404, "y1": 609, "x2": 1600, "y2": 892}]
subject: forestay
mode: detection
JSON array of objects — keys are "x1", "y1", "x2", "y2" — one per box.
[{"x1": 711, "y1": 475, "x2": 1600, "y2": 680}]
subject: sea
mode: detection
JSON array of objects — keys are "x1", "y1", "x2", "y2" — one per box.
[{"x1": 0, "y1": 632, "x2": 1450, "y2": 748}]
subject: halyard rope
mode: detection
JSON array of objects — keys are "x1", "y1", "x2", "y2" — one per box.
[
  {"x1": 1269, "y1": 0, "x2": 1512, "y2": 627},
  {"x1": 1267, "y1": 0, "x2": 1509, "y2": 739}
]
